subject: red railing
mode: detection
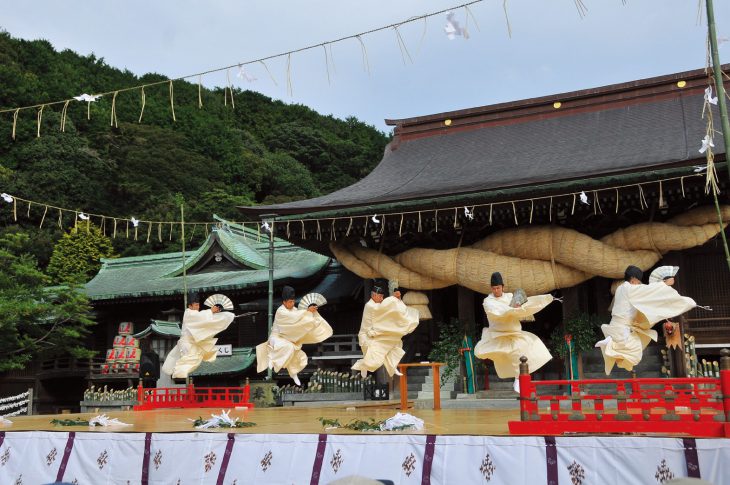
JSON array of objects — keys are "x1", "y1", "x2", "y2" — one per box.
[
  {"x1": 509, "y1": 349, "x2": 730, "y2": 438},
  {"x1": 134, "y1": 381, "x2": 253, "y2": 411}
]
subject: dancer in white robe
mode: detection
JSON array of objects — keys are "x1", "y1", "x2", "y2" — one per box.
[
  {"x1": 256, "y1": 286, "x2": 332, "y2": 386},
  {"x1": 474, "y1": 272, "x2": 556, "y2": 392},
  {"x1": 162, "y1": 293, "x2": 235, "y2": 379},
  {"x1": 595, "y1": 265, "x2": 698, "y2": 375},
  {"x1": 352, "y1": 283, "x2": 419, "y2": 377}
]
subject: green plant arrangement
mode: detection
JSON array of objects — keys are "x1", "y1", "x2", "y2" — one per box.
[
  {"x1": 50, "y1": 418, "x2": 90, "y2": 426},
  {"x1": 428, "y1": 318, "x2": 468, "y2": 387},
  {"x1": 549, "y1": 312, "x2": 605, "y2": 359},
  {"x1": 316, "y1": 417, "x2": 415, "y2": 432}
]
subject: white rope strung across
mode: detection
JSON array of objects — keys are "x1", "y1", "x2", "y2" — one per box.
[
  {"x1": 0, "y1": 400, "x2": 29, "y2": 412},
  {"x1": 0, "y1": 391, "x2": 29, "y2": 404}
]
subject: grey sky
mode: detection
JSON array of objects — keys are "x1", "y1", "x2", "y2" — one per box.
[{"x1": 1, "y1": 0, "x2": 728, "y2": 131}]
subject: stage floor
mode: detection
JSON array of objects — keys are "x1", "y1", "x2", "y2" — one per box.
[{"x1": 6, "y1": 406, "x2": 517, "y2": 435}]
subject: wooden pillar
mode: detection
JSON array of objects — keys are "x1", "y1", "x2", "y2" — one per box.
[{"x1": 458, "y1": 286, "x2": 476, "y2": 334}]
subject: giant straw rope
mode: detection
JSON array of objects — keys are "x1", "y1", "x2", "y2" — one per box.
[{"x1": 330, "y1": 205, "x2": 730, "y2": 294}]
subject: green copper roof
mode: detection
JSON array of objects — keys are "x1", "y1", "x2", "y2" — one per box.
[
  {"x1": 191, "y1": 347, "x2": 255, "y2": 376},
  {"x1": 132, "y1": 320, "x2": 182, "y2": 338},
  {"x1": 84, "y1": 221, "x2": 329, "y2": 301}
]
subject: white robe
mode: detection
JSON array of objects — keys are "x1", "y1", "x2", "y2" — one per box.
[
  {"x1": 352, "y1": 296, "x2": 419, "y2": 377},
  {"x1": 600, "y1": 281, "x2": 696, "y2": 374},
  {"x1": 255, "y1": 305, "x2": 332, "y2": 379},
  {"x1": 161, "y1": 308, "x2": 235, "y2": 379},
  {"x1": 474, "y1": 292, "x2": 554, "y2": 378}
]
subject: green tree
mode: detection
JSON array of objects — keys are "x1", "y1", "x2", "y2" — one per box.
[
  {"x1": 47, "y1": 224, "x2": 117, "y2": 284},
  {"x1": 0, "y1": 232, "x2": 96, "y2": 371}
]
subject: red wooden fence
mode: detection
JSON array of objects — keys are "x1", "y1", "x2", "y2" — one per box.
[
  {"x1": 509, "y1": 349, "x2": 730, "y2": 437},
  {"x1": 134, "y1": 381, "x2": 253, "y2": 411}
]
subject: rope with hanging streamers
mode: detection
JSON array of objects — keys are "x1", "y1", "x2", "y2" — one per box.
[
  {"x1": 380, "y1": 215, "x2": 385, "y2": 235},
  {"x1": 511, "y1": 201, "x2": 518, "y2": 225},
  {"x1": 138, "y1": 86, "x2": 146, "y2": 123},
  {"x1": 27, "y1": 201, "x2": 31, "y2": 218},
  {"x1": 11, "y1": 198, "x2": 17, "y2": 221},
  {"x1": 453, "y1": 207, "x2": 458, "y2": 229},
  {"x1": 113, "y1": 219, "x2": 118, "y2": 239},
  {"x1": 110, "y1": 91, "x2": 119, "y2": 127},
  {"x1": 363, "y1": 216, "x2": 369, "y2": 236},
  {"x1": 169, "y1": 81, "x2": 176, "y2": 121},
  {"x1": 681, "y1": 177, "x2": 686, "y2": 198},
  {"x1": 36, "y1": 105, "x2": 44, "y2": 138},
  {"x1": 418, "y1": 211, "x2": 422, "y2": 232},
  {"x1": 399, "y1": 214, "x2": 404, "y2": 237},
  {"x1": 316, "y1": 220, "x2": 322, "y2": 240},
  {"x1": 146, "y1": 222, "x2": 152, "y2": 243},
  {"x1": 86, "y1": 100, "x2": 92, "y2": 120},
  {"x1": 615, "y1": 188, "x2": 620, "y2": 213},
  {"x1": 489, "y1": 204, "x2": 493, "y2": 225},
  {"x1": 301, "y1": 220, "x2": 306, "y2": 239},
  {"x1": 189, "y1": 223, "x2": 196, "y2": 242},
  {"x1": 332, "y1": 219, "x2": 337, "y2": 240},
  {"x1": 287, "y1": 221, "x2": 291, "y2": 238},
  {"x1": 57, "y1": 209, "x2": 62, "y2": 228},
  {"x1": 434, "y1": 209, "x2": 439, "y2": 232},
  {"x1": 60, "y1": 100, "x2": 70, "y2": 132},
  {"x1": 529, "y1": 200, "x2": 534, "y2": 223},
  {"x1": 126, "y1": 220, "x2": 129, "y2": 239},
  {"x1": 346, "y1": 217, "x2": 353, "y2": 237},
  {"x1": 571, "y1": 193, "x2": 577, "y2": 215},
  {"x1": 2, "y1": 0, "x2": 487, "y2": 126}
]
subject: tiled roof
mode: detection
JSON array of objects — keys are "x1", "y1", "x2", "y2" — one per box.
[
  {"x1": 84, "y1": 222, "x2": 329, "y2": 301},
  {"x1": 132, "y1": 320, "x2": 181, "y2": 338},
  {"x1": 190, "y1": 347, "x2": 255, "y2": 376},
  {"x1": 238, "y1": 65, "x2": 728, "y2": 218}
]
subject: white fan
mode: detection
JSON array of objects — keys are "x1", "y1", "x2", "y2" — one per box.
[
  {"x1": 204, "y1": 294, "x2": 234, "y2": 311},
  {"x1": 298, "y1": 293, "x2": 327, "y2": 310},
  {"x1": 649, "y1": 266, "x2": 679, "y2": 284},
  {"x1": 510, "y1": 288, "x2": 528, "y2": 308}
]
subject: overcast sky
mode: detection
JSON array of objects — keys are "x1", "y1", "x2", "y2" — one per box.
[{"x1": 1, "y1": 0, "x2": 728, "y2": 131}]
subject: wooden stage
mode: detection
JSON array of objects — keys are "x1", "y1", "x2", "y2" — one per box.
[{"x1": 6, "y1": 405, "x2": 517, "y2": 435}]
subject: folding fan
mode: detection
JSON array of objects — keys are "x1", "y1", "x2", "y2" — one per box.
[
  {"x1": 649, "y1": 266, "x2": 679, "y2": 284},
  {"x1": 298, "y1": 293, "x2": 327, "y2": 310},
  {"x1": 509, "y1": 288, "x2": 528, "y2": 308},
  {"x1": 204, "y1": 293, "x2": 234, "y2": 310}
]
